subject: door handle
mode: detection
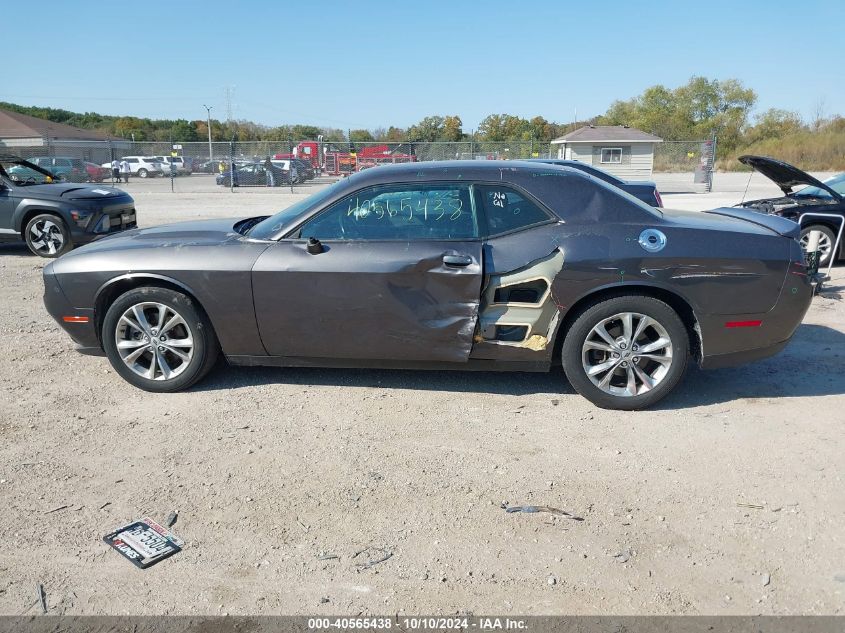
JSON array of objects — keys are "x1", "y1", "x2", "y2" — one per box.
[{"x1": 443, "y1": 254, "x2": 473, "y2": 267}]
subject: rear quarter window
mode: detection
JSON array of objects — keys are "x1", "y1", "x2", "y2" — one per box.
[{"x1": 475, "y1": 184, "x2": 553, "y2": 236}]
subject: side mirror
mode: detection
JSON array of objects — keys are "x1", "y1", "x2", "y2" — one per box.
[{"x1": 306, "y1": 237, "x2": 324, "y2": 254}]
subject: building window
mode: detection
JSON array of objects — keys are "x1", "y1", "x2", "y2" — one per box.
[{"x1": 600, "y1": 147, "x2": 622, "y2": 164}]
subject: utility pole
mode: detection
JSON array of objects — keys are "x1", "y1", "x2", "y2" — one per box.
[
  {"x1": 169, "y1": 131, "x2": 174, "y2": 193},
  {"x1": 203, "y1": 104, "x2": 213, "y2": 164},
  {"x1": 225, "y1": 87, "x2": 234, "y2": 122}
]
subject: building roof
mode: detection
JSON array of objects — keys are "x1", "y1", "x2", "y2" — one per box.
[
  {"x1": 0, "y1": 108, "x2": 112, "y2": 141},
  {"x1": 551, "y1": 125, "x2": 663, "y2": 144}
]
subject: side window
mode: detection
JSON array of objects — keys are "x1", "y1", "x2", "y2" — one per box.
[
  {"x1": 55, "y1": 159, "x2": 71, "y2": 167},
  {"x1": 299, "y1": 183, "x2": 477, "y2": 241},
  {"x1": 476, "y1": 184, "x2": 552, "y2": 236},
  {"x1": 128, "y1": 158, "x2": 139, "y2": 164}
]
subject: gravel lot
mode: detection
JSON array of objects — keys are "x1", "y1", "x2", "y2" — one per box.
[{"x1": 0, "y1": 171, "x2": 843, "y2": 615}]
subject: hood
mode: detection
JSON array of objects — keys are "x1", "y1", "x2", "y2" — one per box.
[
  {"x1": 738, "y1": 155, "x2": 841, "y2": 199},
  {"x1": 67, "y1": 218, "x2": 244, "y2": 256},
  {"x1": 13, "y1": 182, "x2": 130, "y2": 202}
]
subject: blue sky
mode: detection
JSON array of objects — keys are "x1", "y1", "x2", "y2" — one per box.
[{"x1": 4, "y1": 0, "x2": 843, "y2": 130}]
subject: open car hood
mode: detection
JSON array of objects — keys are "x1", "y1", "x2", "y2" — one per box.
[{"x1": 738, "y1": 155, "x2": 841, "y2": 199}]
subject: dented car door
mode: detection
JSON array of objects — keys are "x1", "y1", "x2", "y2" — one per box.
[{"x1": 251, "y1": 182, "x2": 484, "y2": 362}]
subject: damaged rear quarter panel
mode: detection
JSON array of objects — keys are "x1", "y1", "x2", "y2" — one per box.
[{"x1": 472, "y1": 217, "x2": 790, "y2": 364}]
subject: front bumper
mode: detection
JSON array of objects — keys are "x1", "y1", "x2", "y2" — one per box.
[
  {"x1": 69, "y1": 207, "x2": 137, "y2": 245},
  {"x1": 43, "y1": 263, "x2": 100, "y2": 349}
]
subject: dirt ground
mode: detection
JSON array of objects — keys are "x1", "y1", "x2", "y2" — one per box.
[{"x1": 0, "y1": 173, "x2": 843, "y2": 615}]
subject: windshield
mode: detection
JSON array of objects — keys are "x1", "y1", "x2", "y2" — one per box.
[
  {"x1": 793, "y1": 173, "x2": 845, "y2": 199},
  {"x1": 248, "y1": 178, "x2": 348, "y2": 239},
  {"x1": 0, "y1": 157, "x2": 59, "y2": 185}
]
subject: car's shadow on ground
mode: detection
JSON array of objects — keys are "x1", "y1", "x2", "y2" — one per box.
[
  {"x1": 657, "y1": 323, "x2": 845, "y2": 409},
  {"x1": 195, "y1": 323, "x2": 845, "y2": 407},
  {"x1": 0, "y1": 242, "x2": 33, "y2": 256},
  {"x1": 198, "y1": 362, "x2": 571, "y2": 397}
]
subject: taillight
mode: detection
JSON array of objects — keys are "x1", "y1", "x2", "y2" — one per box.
[
  {"x1": 789, "y1": 260, "x2": 808, "y2": 277},
  {"x1": 724, "y1": 320, "x2": 762, "y2": 328},
  {"x1": 654, "y1": 190, "x2": 664, "y2": 208}
]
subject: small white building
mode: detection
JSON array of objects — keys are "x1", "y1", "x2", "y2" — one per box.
[{"x1": 550, "y1": 125, "x2": 663, "y2": 179}]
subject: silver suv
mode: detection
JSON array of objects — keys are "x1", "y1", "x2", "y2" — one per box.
[
  {"x1": 152, "y1": 156, "x2": 192, "y2": 176},
  {"x1": 101, "y1": 156, "x2": 164, "y2": 178}
]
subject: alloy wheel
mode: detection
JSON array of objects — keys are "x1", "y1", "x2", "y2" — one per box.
[
  {"x1": 115, "y1": 302, "x2": 194, "y2": 380},
  {"x1": 29, "y1": 219, "x2": 65, "y2": 256},
  {"x1": 581, "y1": 312, "x2": 673, "y2": 397}
]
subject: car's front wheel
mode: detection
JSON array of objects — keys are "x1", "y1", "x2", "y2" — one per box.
[
  {"x1": 562, "y1": 295, "x2": 689, "y2": 410},
  {"x1": 137, "y1": 169, "x2": 148, "y2": 178},
  {"x1": 102, "y1": 287, "x2": 219, "y2": 392},
  {"x1": 801, "y1": 224, "x2": 837, "y2": 266},
  {"x1": 24, "y1": 214, "x2": 73, "y2": 258}
]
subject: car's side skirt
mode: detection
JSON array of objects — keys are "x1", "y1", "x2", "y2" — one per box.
[{"x1": 225, "y1": 355, "x2": 551, "y2": 373}]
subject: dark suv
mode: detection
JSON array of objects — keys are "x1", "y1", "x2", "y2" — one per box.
[
  {"x1": 7, "y1": 156, "x2": 89, "y2": 183},
  {"x1": 0, "y1": 155, "x2": 137, "y2": 258}
]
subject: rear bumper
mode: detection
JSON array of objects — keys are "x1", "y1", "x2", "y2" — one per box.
[
  {"x1": 698, "y1": 262, "x2": 813, "y2": 369},
  {"x1": 700, "y1": 338, "x2": 789, "y2": 369}
]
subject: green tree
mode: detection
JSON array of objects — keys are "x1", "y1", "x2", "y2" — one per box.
[
  {"x1": 477, "y1": 114, "x2": 531, "y2": 141},
  {"x1": 408, "y1": 116, "x2": 445, "y2": 141},
  {"x1": 597, "y1": 76, "x2": 757, "y2": 151},
  {"x1": 744, "y1": 108, "x2": 804, "y2": 145},
  {"x1": 349, "y1": 129, "x2": 375, "y2": 142},
  {"x1": 170, "y1": 119, "x2": 200, "y2": 142},
  {"x1": 320, "y1": 128, "x2": 347, "y2": 142},
  {"x1": 442, "y1": 116, "x2": 463, "y2": 141},
  {"x1": 383, "y1": 126, "x2": 407, "y2": 142},
  {"x1": 290, "y1": 125, "x2": 323, "y2": 140}
]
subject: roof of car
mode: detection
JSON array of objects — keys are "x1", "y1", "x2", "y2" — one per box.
[{"x1": 347, "y1": 160, "x2": 581, "y2": 186}]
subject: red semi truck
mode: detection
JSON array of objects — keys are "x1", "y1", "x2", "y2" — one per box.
[{"x1": 274, "y1": 141, "x2": 416, "y2": 176}]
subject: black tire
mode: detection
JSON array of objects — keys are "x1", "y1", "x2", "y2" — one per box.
[
  {"x1": 800, "y1": 224, "x2": 837, "y2": 266},
  {"x1": 24, "y1": 213, "x2": 73, "y2": 258},
  {"x1": 561, "y1": 294, "x2": 689, "y2": 410},
  {"x1": 102, "y1": 287, "x2": 219, "y2": 392},
  {"x1": 137, "y1": 168, "x2": 148, "y2": 178}
]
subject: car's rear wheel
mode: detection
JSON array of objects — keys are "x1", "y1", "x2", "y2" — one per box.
[
  {"x1": 800, "y1": 224, "x2": 836, "y2": 266},
  {"x1": 24, "y1": 213, "x2": 73, "y2": 258},
  {"x1": 102, "y1": 287, "x2": 219, "y2": 392},
  {"x1": 137, "y1": 168, "x2": 148, "y2": 178},
  {"x1": 562, "y1": 295, "x2": 689, "y2": 410}
]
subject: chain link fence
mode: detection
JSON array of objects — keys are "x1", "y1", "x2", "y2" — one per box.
[
  {"x1": 2, "y1": 137, "x2": 715, "y2": 192},
  {"x1": 652, "y1": 138, "x2": 717, "y2": 192}
]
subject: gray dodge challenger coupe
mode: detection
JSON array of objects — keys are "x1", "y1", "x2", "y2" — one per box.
[{"x1": 43, "y1": 161, "x2": 813, "y2": 409}]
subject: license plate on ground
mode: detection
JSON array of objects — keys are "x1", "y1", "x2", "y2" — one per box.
[{"x1": 104, "y1": 518, "x2": 183, "y2": 569}]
